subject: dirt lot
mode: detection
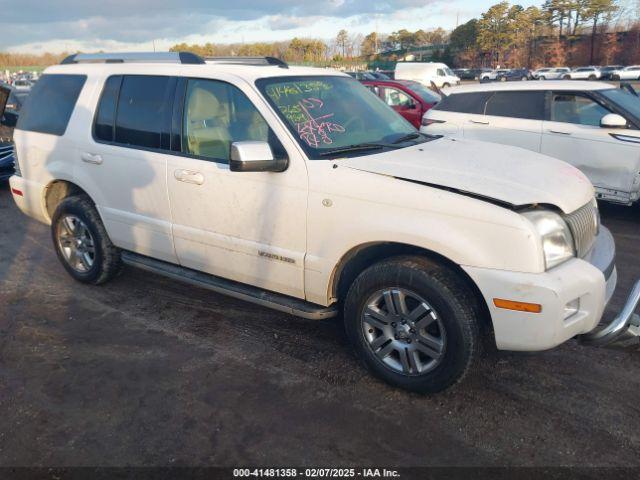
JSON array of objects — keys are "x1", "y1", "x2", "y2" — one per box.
[{"x1": 0, "y1": 185, "x2": 639, "y2": 468}]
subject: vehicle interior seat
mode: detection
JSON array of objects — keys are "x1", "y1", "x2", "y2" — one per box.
[{"x1": 185, "y1": 87, "x2": 231, "y2": 160}]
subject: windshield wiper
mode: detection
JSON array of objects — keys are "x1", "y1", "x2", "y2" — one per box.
[
  {"x1": 392, "y1": 132, "x2": 422, "y2": 144},
  {"x1": 318, "y1": 143, "x2": 387, "y2": 157}
]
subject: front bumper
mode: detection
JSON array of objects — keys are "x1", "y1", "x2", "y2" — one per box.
[{"x1": 463, "y1": 226, "x2": 639, "y2": 351}]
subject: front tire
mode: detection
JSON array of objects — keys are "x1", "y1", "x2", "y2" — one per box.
[
  {"x1": 588, "y1": 74, "x2": 596, "y2": 80},
  {"x1": 51, "y1": 195, "x2": 122, "y2": 285},
  {"x1": 344, "y1": 256, "x2": 480, "y2": 394},
  {"x1": 539, "y1": 75, "x2": 546, "y2": 80}
]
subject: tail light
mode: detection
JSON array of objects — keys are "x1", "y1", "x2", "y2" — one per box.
[{"x1": 421, "y1": 118, "x2": 445, "y2": 127}]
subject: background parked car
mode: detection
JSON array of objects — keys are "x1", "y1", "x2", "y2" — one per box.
[
  {"x1": 567, "y1": 66, "x2": 601, "y2": 80},
  {"x1": 12, "y1": 79, "x2": 32, "y2": 92},
  {"x1": 538, "y1": 67, "x2": 570, "y2": 80},
  {"x1": 612, "y1": 66, "x2": 640, "y2": 81},
  {"x1": 420, "y1": 81, "x2": 640, "y2": 205},
  {"x1": 346, "y1": 71, "x2": 377, "y2": 81},
  {"x1": 0, "y1": 142, "x2": 15, "y2": 181},
  {"x1": 367, "y1": 71, "x2": 391, "y2": 80},
  {"x1": 600, "y1": 65, "x2": 624, "y2": 80},
  {"x1": 498, "y1": 68, "x2": 532, "y2": 81},
  {"x1": 532, "y1": 67, "x2": 552, "y2": 79},
  {"x1": 453, "y1": 68, "x2": 477, "y2": 80},
  {"x1": 479, "y1": 69, "x2": 510, "y2": 82},
  {"x1": 361, "y1": 79, "x2": 441, "y2": 128}
]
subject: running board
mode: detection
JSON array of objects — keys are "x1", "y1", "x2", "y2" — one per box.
[{"x1": 121, "y1": 251, "x2": 338, "y2": 320}]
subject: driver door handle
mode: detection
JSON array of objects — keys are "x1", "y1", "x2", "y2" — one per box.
[
  {"x1": 174, "y1": 169, "x2": 204, "y2": 185},
  {"x1": 548, "y1": 130, "x2": 571, "y2": 135},
  {"x1": 469, "y1": 119, "x2": 489, "y2": 125}
]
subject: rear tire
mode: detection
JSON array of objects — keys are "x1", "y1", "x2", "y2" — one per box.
[
  {"x1": 344, "y1": 256, "x2": 480, "y2": 394},
  {"x1": 539, "y1": 75, "x2": 546, "y2": 80},
  {"x1": 51, "y1": 195, "x2": 122, "y2": 285},
  {"x1": 562, "y1": 75, "x2": 570, "y2": 80},
  {"x1": 588, "y1": 74, "x2": 596, "y2": 80},
  {"x1": 442, "y1": 83, "x2": 451, "y2": 88}
]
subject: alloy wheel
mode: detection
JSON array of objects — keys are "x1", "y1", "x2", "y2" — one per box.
[
  {"x1": 56, "y1": 214, "x2": 96, "y2": 273},
  {"x1": 362, "y1": 288, "x2": 446, "y2": 376}
]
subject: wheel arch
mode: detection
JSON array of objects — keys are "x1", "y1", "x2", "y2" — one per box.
[
  {"x1": 43, "y1": 179, "x2": 94, "y2": 222},
  {"x1": 330, "y1": 242, "x2": 492, "y2": 332}
]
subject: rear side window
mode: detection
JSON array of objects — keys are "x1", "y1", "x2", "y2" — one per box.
[
  {"x1": 114, "y1": 75, "x2": 174, "y2": 149},
  {"x1": 485, "y1": 91, "x2": 545, "y2": 120},
  {"x1": 432, "y1": 92, "x2": 492, "y2": 114},
  {"x1": 94, "y1": 75, "x2": 122, "y2": 142},
  {"x1": 17, "y1": 74, "x2": 86, "y2": 136}
]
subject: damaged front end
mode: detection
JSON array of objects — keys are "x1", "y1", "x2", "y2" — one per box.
[{"x1": 579, "y1": 280, "x2": 640, "y2": 350}]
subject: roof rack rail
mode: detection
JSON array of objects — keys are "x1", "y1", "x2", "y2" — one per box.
[
  {"x1": 204, "y1": 56, "x2": 289, "y2": 69},
  {"x1": 60, "y1": 52, "x2": 205, "y2": 65}
]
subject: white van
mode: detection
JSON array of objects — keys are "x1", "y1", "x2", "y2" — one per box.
[{"x1": 394, "y1": 62, "x2": 460, "y2": 89}]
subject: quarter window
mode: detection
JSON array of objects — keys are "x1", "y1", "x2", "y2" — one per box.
[
  {"x1": 485, "y1": 91, "x2": 545, "y2": 120},
  {"x1": 114, "y1": 75, "x2": 174, "y2": 149},
  {"x1": 550, "y1": 93, "x2": 611, "y2": 126},
  {"x1": 181, "y1": 79, "x2": 276, "y2": 163},
  {"x1": 17, "y1": 74, "x2": 86, "y2": 136}
]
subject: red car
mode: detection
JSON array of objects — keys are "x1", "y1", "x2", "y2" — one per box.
[{"x1": 361, "y1": 80, "x2": 441, "y2": 128}]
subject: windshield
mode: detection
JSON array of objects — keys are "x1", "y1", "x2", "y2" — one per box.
[
  {"x1": 404, "y1": 82, "x2": 441, "y2": 103},
  {"x1": 600, "y1": 88, "x2": 640, "y2": 121},
  {"x1": 256, "y1": 76, "x2": 417, "y2": 158},
  {"x1": 444, "y1": 67, "x2": 455, "y2": 76}
]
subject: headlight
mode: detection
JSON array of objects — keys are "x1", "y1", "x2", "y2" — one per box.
[{"x1": 522, "y1": 210, "x2": 575, "y2": 270}]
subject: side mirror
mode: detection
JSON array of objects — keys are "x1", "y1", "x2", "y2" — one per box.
[
  {"x1": 230, "y1": 141, "x2": 287, "y2": 173},
  {"x1": 600, "y1": 113, "x2": 627, "y2": 129}
]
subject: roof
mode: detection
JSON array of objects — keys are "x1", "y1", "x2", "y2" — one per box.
[
  {"x1": 45, "y1": 62, "x2": 349, "y2": 83},
  {"x1": 446, "y1": 80, "x2": 616, "y2": 94}
]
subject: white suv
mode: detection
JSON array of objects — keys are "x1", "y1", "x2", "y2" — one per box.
[
  {"x1": 567, "y1": 66, "x2": 601, "y2": 80},
  {"x1": 538, "y1": 67, "x2": 570, "y2": 80},
  {"x1": 8, "y1": 53, "x2": 640, "y2": 393},
  {"x1": 421, "y1": 81, "x2": 640, "y2": 206}
]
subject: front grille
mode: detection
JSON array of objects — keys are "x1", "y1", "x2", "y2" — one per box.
[{"x1": 564, "y1": 200, "x2": 599, "y2": 258}]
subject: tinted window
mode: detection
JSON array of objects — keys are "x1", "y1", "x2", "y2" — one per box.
[
  {"x1": 433, "y1": 92, "x2": 493, "y2": 114},
  {"x1": 17, "y1": 74, "x2": 86, "y2": 136},
  {"x1": 115, "y1": 75, "x2": 174, "y2": 149},
  {"x1": 94, "y1": 75, "x2": 121, "y2": 142},
  {"x1": 182, "y1": 79, "x2": 284, "y2": 163},
  {"x1": 550, "y1": 93, "x2": 610, "y2": 126},
  {"x1": 485, "y1": 91, "x2": 545, "y2": 120}
]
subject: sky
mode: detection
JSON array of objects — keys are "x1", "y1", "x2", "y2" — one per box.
[{"x1": 2, "y1": 0, "x2": 541, "y2": 54}]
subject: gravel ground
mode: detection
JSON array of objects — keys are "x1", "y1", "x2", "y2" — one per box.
[{"x1": 0, "y1": 185, "x2": 639, "y2": 468}]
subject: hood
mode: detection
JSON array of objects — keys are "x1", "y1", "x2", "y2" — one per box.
[{"x1": 341, "y1": 137, "x2": 594, "y2": 214}]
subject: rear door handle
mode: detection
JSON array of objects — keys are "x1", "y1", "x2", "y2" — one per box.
[
  {"x1": 81, "y1": 152, "x2": 103, "y2": 165},
  {"x1": 469, "y1": 119, "x2": 489, "y2": 125},
  {"x1": 548, "y1": 130, "x2": 571, "y2": 135},
  {"x1": 174, "y1": 169, "x2": 204, "y2": 185}
]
